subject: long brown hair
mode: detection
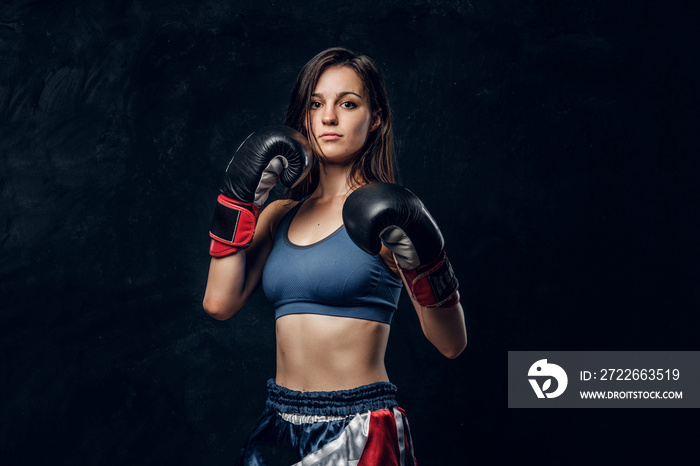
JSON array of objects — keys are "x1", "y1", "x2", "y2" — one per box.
[{"x1": 285, "y1": 47, "x2": 396, "y2": 199}]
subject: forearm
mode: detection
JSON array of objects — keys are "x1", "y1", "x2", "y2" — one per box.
[
  {"x1": 203, "y1": 225, "x2": 274, "y2": 320},
  {"x1": 203, "y1": 251, "x2": 249, "y2": 320},
  {"x1": 414, "y1": 294, "x2": 467, "y2": 359}
]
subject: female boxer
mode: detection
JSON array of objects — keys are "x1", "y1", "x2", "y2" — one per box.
[{"x1": 203, "y1": 47, "x2": 466, "y2": 465}]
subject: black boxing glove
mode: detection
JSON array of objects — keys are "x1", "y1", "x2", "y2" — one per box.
[
  {"x1": 209, "y1": 126, "x2": 311, "y2": 257},
  {"x1": 342, "y1": 183, "x2": 459, "y2": 308}
]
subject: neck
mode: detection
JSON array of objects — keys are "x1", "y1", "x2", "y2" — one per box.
[{"x1": 312, "y1": 163, "x2": 356, "y2": 200}]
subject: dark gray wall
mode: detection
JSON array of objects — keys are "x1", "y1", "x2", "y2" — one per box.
[{"x1": 1, "y1": 0, "x2": 697, "y2": 464}]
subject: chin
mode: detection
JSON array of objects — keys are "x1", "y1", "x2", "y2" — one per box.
[{"x1": 317, "y1": 147, "x2": 356, "y2": 161}]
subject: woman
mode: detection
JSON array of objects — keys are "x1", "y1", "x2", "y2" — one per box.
[{"x1": 204, "y1": 47, "x2": 466, "y2": 465}]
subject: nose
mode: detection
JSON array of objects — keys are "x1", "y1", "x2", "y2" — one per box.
[{"x1": 321, "y1": 106, "x2": 337, "y2": 125}]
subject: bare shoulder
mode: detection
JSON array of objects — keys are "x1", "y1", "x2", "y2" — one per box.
[{"x1": 260, "y1": 199, "x2": 299, "y2": 236}]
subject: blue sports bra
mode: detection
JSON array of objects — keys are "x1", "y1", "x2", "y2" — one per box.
[{"x1": 262, "y1": 197, "x2": 403, "y2": 324}]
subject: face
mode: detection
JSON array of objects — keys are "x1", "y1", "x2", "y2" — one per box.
[{"x1": 307, "y1": 66, "x2": 381, "y2": 164}]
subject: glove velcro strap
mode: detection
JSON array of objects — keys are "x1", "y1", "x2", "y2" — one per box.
[
  {"x1": 400, "y1": 251, "x2": 459, "y2": 308},
  {"x1": 209, "y1": 195, "x2": 261, "y2": 256}
]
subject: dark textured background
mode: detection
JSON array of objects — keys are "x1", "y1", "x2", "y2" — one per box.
[{"x1": 1, "y1": 0, "x2": 698, "y2": 464}]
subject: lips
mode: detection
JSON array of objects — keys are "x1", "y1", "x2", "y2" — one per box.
[{"x1": 319, "y1": 132, "x2": 341, "y2": 141}]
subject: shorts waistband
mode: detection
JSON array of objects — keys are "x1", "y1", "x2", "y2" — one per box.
[{"x1": 265, "y1": 379, "x2": 398, "y2": 416}]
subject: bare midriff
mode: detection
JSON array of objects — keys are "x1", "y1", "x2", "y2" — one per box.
[{"x1": 274, "y1": 313, "x2": 391, "y2": 392}]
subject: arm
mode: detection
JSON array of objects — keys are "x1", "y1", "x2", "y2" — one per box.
[
  {"x1": 203, "y1": 201, "x2": 288, "y2": 320},
  {"x1": 401, "y1": 267, "x2": 467, "y2": 358},
  {"x1": 347, "y1": 183, "x2": 467, "y2": 358},
  {"x1": 380, "y1": 245, "x2": 467, "y2": 359},
  {"x1": 414, "y1": 301, "x2": 466, "y2": 359},
  {"x1": 202, "y1": 127, "x2": 311, "y2": 320}
]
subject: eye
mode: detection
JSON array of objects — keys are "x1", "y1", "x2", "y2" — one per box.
[
  {"x1": 309, "y1": 101, "x2": 321, "y2": 109},
  {"x1": 340, "y1": 101, "x2": 357, "y2": 109}
]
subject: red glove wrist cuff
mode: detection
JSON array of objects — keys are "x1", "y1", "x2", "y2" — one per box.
[
  {"x1": 400, "y1": 251, "x2": 459, "y2": 308},
  {"x1": 209, "y1": 195, "x2": 262, "y2": 257}
]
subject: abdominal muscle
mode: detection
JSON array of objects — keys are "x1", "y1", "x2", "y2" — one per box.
[{"x1": 275, "y1": 313, "x2": 391, "y2": 392}]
